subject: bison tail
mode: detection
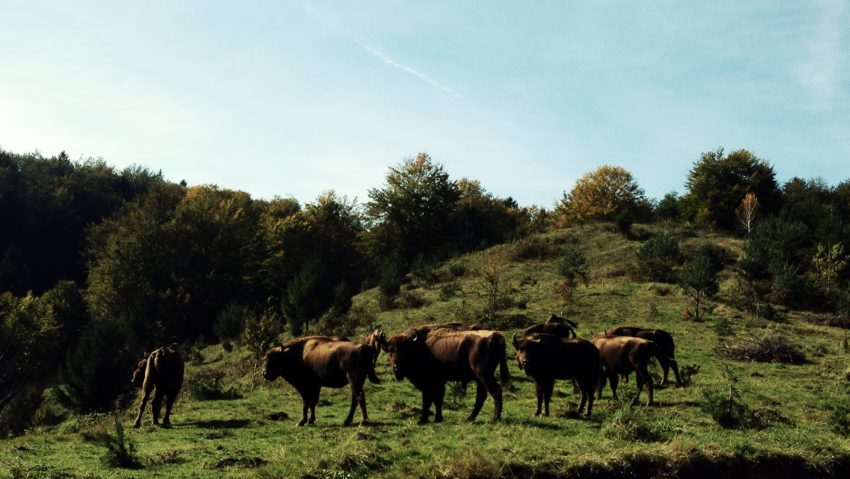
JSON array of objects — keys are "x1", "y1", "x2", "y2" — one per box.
[
  {"x1": 494, "y1": 335, "x2": 510, "y2": 387},
  {"x1": 366, "y1": 349, "x2": 380, "y2": 384}
]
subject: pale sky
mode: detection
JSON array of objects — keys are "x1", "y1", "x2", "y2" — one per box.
[{"x1": 2, "y1": 0, "x2": 848, "y2": 207}]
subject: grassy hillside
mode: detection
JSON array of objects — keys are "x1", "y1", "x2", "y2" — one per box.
[{"x1": 2, "y1": 223, "x2": 849, "y2": 478}]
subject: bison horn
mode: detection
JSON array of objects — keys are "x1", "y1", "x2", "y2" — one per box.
[
  {"x1": 412, "y1": 330, "x2": 419, "y2": 342},
  {"x1": 512, "y1": 332, "x2": 520, "y2": 349}
]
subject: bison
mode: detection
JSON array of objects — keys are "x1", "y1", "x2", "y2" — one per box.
[
  {"x1": 132, "y1": 343, "x2": 184, "y2": 428},
  {"x1": 361, "y1": 329, "x2": 387, "y2": 367},
  {"x1": 263, "y1": 336, "x2": 379, "y2": 426},
  {"x1": 386, "y1": 328, "x2": 509, "y2": 424},
  {"x1": 604, "y1": 326, "x2": 681, "y2": 387},
  {"x1": 522, "y1": 314, "x2": 578, "y2": 339},
  {"x1": 513, "y1": 332, "x2": 598, "y2": 417},
  {"x1": 592, "y1": 335, "x2": 670, "y2": 406}
]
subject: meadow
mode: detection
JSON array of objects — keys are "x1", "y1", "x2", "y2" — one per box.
[{"x1": 2, "y1": 224, "x2": 849, "y2": 478}]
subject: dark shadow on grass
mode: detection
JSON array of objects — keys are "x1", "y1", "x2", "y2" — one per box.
[
  {"x1": 503, "y1": 417, "x2": 568, "y2": 430},
  {"x1": 182, "y1": 419, "x2": 251, "y2": 429}
]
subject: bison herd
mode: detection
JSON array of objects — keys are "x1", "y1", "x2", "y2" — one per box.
[{"x1": 130, "y1": 316, "x2": 681, "y2": 428}]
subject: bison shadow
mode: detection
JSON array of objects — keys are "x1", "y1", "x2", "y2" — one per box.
[{"x1": 183, "y1": 419, "x2": 251, "y2": 429}]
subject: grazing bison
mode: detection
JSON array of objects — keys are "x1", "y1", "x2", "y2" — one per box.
[
  {"x1": 386, "y1": 328, "x2": 509, "y2": 424},
  {"x1": 132, "y1": 343, "x2": 184, "y2": 428},
  {"x1": 513, "y1": 332, "x2": 598, "y2": 417},
  {"x1": 604, "y1": 326, "x2": 681, "y2": 387},
  {"x1": 592, "y1": 335, "x2": 670, "y2": 406},
  {"x1": 263, "y1": 336, "x2": 379, "y2": 426},
  {"x1": 522, "y1": 314, "x2": 578, "y2": 339}
]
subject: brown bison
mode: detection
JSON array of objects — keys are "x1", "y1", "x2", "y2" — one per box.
[
  {"x1": 604, "y1": 326, "x2": 681, "y2": 386},
  {"x1": 522, "y1": 314, "x2": 578, "y2": 339},
  {"x1": 513, "y1": 332, "x2": 598, "y2": 417},
  {"x1": 361, "y1": 329, "x2": 387, "y2": 367},
  {"x1": 386, "y1": 328, "x2": 508, "y2": 424},
  {"x1": 132, "y1": 343, "x2": 184, "y2": 428},
  {"x1": 592, "y1": 335, "x2": 669, "y2": 406},
  {"x1": 263, "y1": 336, "x2": 379, "y2": 426}
]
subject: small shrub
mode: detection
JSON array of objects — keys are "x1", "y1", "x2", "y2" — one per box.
[
  {"x1": 700, "y1": 385, "x2": 760, "y2": 429},
  {"x1": 714, "y1": 318, "x2": 734, "y2": 337},
  {"x1": 99, "y1": 416, "x2": 142, "y2": 469},
  {"x1": 511, "y1": 236, "x2": 553, "y2": 261},
  {"x1": 186, "y1": 368, "x2": 242, "y2": 401},
  {"x1": 440, "y1": 282, "x2": 460, "y2": 301},
  {"x1": 614, "y1": 210, "x2": 633, "y2": 238},
  {"x1": 515, "y1": 296, "x2": 529, "y2": 310},
  {"x1": 717, "y1": 330, "x2": 806, "y2": 364},
  {"x1": 448, "y1": 262, "x2": 466, "y2": 279},
  {"x1": 213, "y1": 302, "x2": 252, "y2": 343},
  {"x1": 679, "y1": 364, "x2": 701, "y2": 387},
  {"x1": 632, "y1": 228, "x2": 682, "y2": 283},
  {"x1": 398, "y1": 291, "x2": 426, "y2": 309},
  {"x1": 601, "y1": 401, "x2": 673, "y2": 442},
  {"x1": 828, "y1": 402, "x2": 850, "y2": 437},
  {"x1": 410, "y1": 255, "x2": 438, "y2": 286}
]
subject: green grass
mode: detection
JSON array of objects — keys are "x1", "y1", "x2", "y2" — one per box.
[{"x1": 2, "y1": 223, "x2": 849, "y2": 478}]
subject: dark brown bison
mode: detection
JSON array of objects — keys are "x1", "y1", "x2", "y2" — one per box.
[
  {"x1": 386, "y1": 328, "x2": 508, "y2": 424},
  {"x1": 604, "y1": 326, "x2": 681, "y2": 386},
  {"x1": 263, "y1": 336, "x2": 379, "y2": 426},
  {"x1": 132, "y1": 343, "x2": 184, "y2": 428},
  {"x1": 592, "y1": 335, "x2": 669, "y2": 406},
  {"x1": 513, "y1": 332, "x2": 598, "y2": 417},
  {"x1": 522, "y1": 314, "x2": 578, "y2": 339}
]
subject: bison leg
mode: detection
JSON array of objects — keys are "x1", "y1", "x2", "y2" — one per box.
[
  {"x1": 608, "y1": 372, "x2": 619, "y2": 400},
  {"x1": 534, "y1": 382, "x2": 543, "y2": 417},
  {"x1": 162, "y1": 392, "x2": 176, "y2": 427},
  {"x1": 418, "y1": 391, "x2": 433, "y2": 425},
  {"x1": 542, "y1": 379, "x2": 554, "y2": 417},
  {"x1": 468, "y1": 380, "x2": 487, "y2": 422},
  {"x1": 133, "y1": 386, "x2": 153, "y2": 428},
  {"x1": 151, "y1": 389, "x2": 164, "y2": 426},
  {"x1": 634, "y1": 365, "x2": 653, "y2": 406},
  {"x1": 308, "y1": 388, "x2": 319, "y2": 425},
  {"x1": 483, "y1": 375, "x2": 503, "y2": 421},
  {"x1": 344, "y1": 375, "x2": 368, "y2": 426},
  {"x1": 433, "y1": 383, "x2": 445, "y2": 423}
]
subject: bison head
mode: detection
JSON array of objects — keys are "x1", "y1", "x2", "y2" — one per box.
[
  {"x1": 514, "y1": 334, "x2": 541, "y2": 371},
  {"x1": 386, "y1": 331, "x2": 421, "y2": 381},
  {"x1": 131, "y1": 357, "x2": 147, "y2": 387},
  {"x1": 262, "y1": 345, "x2": 288, "y2": 381}
]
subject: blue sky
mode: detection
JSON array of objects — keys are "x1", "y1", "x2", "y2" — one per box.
[{"x1": 2, "y1": 0, "x2": 848, "y2": 207}]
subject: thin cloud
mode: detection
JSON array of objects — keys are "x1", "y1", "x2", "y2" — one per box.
[
  {"x1": 299, "y1": 2, "x2": 461, "y2": 98},
  {"x1": 354, "y1": 39, "x2": 462, "y2": 98},
  {"x1": 797, "y1": 0, "x2": 845, "y2": 99}
]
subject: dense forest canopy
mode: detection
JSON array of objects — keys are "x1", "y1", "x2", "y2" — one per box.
[{"x1": 1, "y1": 146, "x2": 849, "y2": 434}]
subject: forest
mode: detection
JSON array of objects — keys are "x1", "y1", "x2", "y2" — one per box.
[{"x1": 1, "y1": 146, "x2": 850, "y2": 476}]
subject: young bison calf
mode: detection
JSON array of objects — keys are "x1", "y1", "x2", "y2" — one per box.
[
  {"x1": 132, "y1": 343, "x2": 184, "y2": 428},
  {"x1": 263, "y1": 336, "x2": 379, "y2": 426},
  {"x1": 592, "y1": 335, "x2": 663, "y2": 406},
  {"x1": 513, "y1": 332, "x2": 599, "y2": 417}
]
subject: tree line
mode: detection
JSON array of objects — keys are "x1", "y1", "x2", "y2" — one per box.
[{"x1": 1, "y1": 146, "x2": 849, "y2": 434}]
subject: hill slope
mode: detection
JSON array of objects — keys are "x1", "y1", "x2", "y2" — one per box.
[{"x1": 2, "y1": 224, "x2": 849, "y2": 478}]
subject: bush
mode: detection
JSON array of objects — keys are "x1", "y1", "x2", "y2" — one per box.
[
  {"x1": 633, "y1": 229, "x2": 682, "y2": 282},
  {"x1": 447, "y1": 262, "x2": 466, "y2": 278},
  {"x1": 700, "y1": 382, "x2": 760, "y2": 429},
  {"x1": 99, "y1": 415, "x2": 143, "y2": 469},
  {"x1": 601, "y1": 401, "x2": 673, "y2": 442},
  {"x1": 717, "y1": 330, "x2": 806, "y2": 364},
  {"x1": 213, "y1": 302, "x2": 252, "y2": 343},
  {"x1": 829, "y1": 403, "x2": 850, "y2": 436},
  {"x1": 511, "y1": 236, "x2": 553, "y2": 261},
  {"x1": 614, "y1": 210, "x2": 634, "y2": 237},
  {"x1": 186, "y1": 368, "x2": 242, "y2": 401},
  {"x1": 58, "y1": 320, "x2": 135, "y2": 413},
  {"x1": 440, "y1": 281, "x2": 460, "y2": 301}
]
